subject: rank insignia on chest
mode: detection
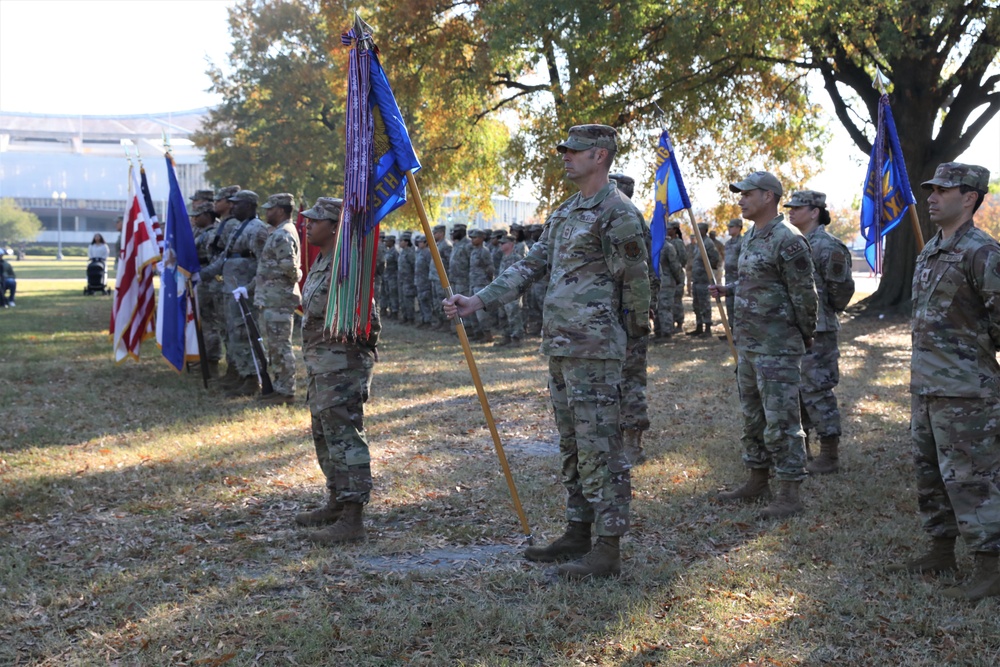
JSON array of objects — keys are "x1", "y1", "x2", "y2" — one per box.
[{"x1": 920, "y1": 268, "x2": 932, "y2": 284}]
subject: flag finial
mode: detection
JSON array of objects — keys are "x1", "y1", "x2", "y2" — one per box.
[
  {"x1": 873, "y1": 67, "x2": 891, "y2": 95},
  {"x1": 353, "y1": 11, "x2": 374, "y2": 50}
]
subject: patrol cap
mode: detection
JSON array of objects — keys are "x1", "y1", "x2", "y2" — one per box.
[
  {"x1": 400, "y1": 231, "x2": 412, "y2": 242},
  {"x1": 468, "y1": 228, "x2": 487, "y2": 239},
  {"x1": 301, "y1": 197, "x2": 342, "y2": 220},
  {"x1": 386, "y1": 234, "x2": 397, "y2": 241},
  {"x1": 189, "y1": 189, "x2": 214, "y2": 203},
  {"x1": 921, "y1": 162, "x2": 990, "y2": 192},
  {"x1": 697, "y1": 222, "x2": 709, "y2": 232},
  {"x1": 261, "y1": 192, "x2": 295, "y2": 209},
  {"x1": 609, "y1": 173, "x2": 635, "y2": 198},
  {"x1": 727, "y1": 217, "x2": 744, "y2": 229},
  {"x1": 509, "y1": 222, "x2": 523, "y2": 232},
  {"x1": 228, "y1": 189, "x2": 259, "y2": 204},
  {"x1": 491, "y1": 229, "x2": 505, "y2": 239},
  {"x1": 667, "y1": 220, "x2": 681, "y2": 229},
  {"x1": 413, "y1": 233, "x2": 426, "y2": 243},
  {"x1": 500, "y1": 234, "x2": 516, "y2": 244},
  {"x1": 215, "y1": 185, "x2": 241, "y2": 202},
  {"x1": 432, "y1": 223, "x2": 446, "y2": 233},
  {"x1": 556, "y1": 124, "x2": 618, "y2": 153},
  {"x1": 729, "y1": 171, "x2": 783, "y2": 198},
  {"x1": 784, "y1": 190, "x2": 827, "y2": 208},
  {"x1": 452, "y1": 223, "x2": 468, "y2": 232},
  {"x1": 189, "y1": 201, "x2": 216, "y2": 217}
]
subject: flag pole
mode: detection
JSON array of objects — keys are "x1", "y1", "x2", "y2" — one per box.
[
  {"x1": 405, "y1": 170, "x2": 533, "y2": 545},
  {"x1": 684, "y1": 210, "x2": 738, "y2": 363}
]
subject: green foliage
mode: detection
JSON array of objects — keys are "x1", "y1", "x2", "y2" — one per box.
[{"x1": 0, "y1": 198, "x2": 43, "y2": 246}]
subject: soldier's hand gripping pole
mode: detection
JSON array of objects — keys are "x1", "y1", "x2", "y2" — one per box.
[
  {"x1": 686, "y1": 208, "x2": 738, "y2": 364},
  {"x1": 233, "y1": 286, "x2": 275, "y2": 396},
  {"x1": 405, "y1": 170, "x2": 533, "y2": 545}
]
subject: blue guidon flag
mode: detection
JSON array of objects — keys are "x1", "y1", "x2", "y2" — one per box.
[
  {"x1": 650, "y1": 129, "x2": 692, "y2": 277},
  {"x1": 860, "y1": 94, "x2": 915, "y2": 273}
]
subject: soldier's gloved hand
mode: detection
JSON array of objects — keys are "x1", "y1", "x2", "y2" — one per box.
[{"x1": 232, "y1": 286, "x2": 249, "y2": 301}]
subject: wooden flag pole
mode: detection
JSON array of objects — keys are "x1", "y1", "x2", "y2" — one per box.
[
  {"x1": 908, "y1": 204, "x2": 925, "y2": 253},
  {"x1": 684, "y1": 208, "x2": 738, "y2": 364},
  {"x1": 405, "y1": 170, "x2": 533, "y2": 544}
]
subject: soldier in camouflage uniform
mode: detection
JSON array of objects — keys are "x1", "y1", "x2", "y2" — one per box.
[
  {"x1": 889, "y1": 163, "x2": 1000, "y2": 602},
  {"x1": 210, "y1": 185, "x2": 241, "y2": 385},
  {"x1": 414, "y1": 233, "x2": 434, "y2": 328},
  {"x1": 495, "y1": 234, "x2": 524, "y2": 346},
  {"x1": 785, "y1": 191, "x2": 854, "y2": 473},
  {"x1": 189, "y1": 189, "x2": 215, "y2": 207},
  {"x1": 254, "y1": 193, "x2": 302, "y2": 405},
  {"x1": 722, "y1": 218, "x2": 744, "y2": 338},
  {"x1": 448, "y1": 223, "x2": 480, "y2": 339},
  {"x1": 656, "y1": 228, "x2": 685, "y2": 341},
  {"x1": 468, "y1": 228, "x2": 496, "y2": 343},
  {"x1": 490, "y1": 229, "x2": 509, "y2": 336},
  {"x1": 382, "y1": 235, "x2": 399, "y2": 319},
  {"x1": 431, "y1": 223, "x2": 452, "y2": 331},
  {"x1": 295, "y1": 197, "x2": 380, "y2": 545},
  {"x1": 374, "y1": 231, "x2": 385, "y2": 309},
  {"x1": 667, "y1": 222, "x2": 688, "y2": 331},
  {"x1": 202, "y1": 190, "x2": 271, "y2": 397},
  {"x1": 445, "y1": 124, "x2": 651, "y2": 579},
  {"x1": 525, "y1": 224, "x2": 548, "y2": 336},
  {"x1": 191, "y1": 202, "x2": 223, "y2": 376},
  {"x1": 712, "y1": 171, "x2": 817, "y2": 519},
  {"x1": 397, "y1": 231, "x2": 416, "y2": 324},
  {"x1": 687, "y1": 221, "x2": 720, "y2": 336}
]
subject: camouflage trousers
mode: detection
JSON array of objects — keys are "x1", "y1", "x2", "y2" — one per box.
[
  {"x1": 431, "y1": 282, "x2": 448, "y2": 327},
  {"x1": 452, "y1": 282, "x2": 480, "y2": 335},
  {"x1": 211, "y1": 283, "x2": 231, "y2": 365},
  {"x1": 799, "y1": 331, "x2": 841, "y2": 438},
  {"x1": 196, "y1": 281, "x2": 223, "y2": 361},
  {"x1": 529, "y1": 282, "x2": 546, "y2": 334},
  {"x1": 399, "y1": 288, "x2": 416, "y2": 323},
  {"x1": 673, "y1": 281, "x2": 685, "y2": 326},
  {"x1": 373, "y1": 277, "x2": 382, "y2": 311},
  {"x1": 548, "y1": 356, "x2": 631, "y2": 537},
  {"x1": 910, "y1": 394, "x2": 1000, "y2": 553},
  {"x1": 309, "y1": 365, "x2": 375, "y2": 505},
  {"x1": 724, "y1": 292, "x2": 734, "y2": 330},
  {"x1": 503, "y1": 298, "x2": 523, "y2": 340},
  {"x1": 736, "y1": 351, "x2": 807, "y2": 481},
  {"x1": 263, "y1": 309, "x2": 296, "y2": 396},
  {"x1": 620, "y1": 335, "x2": 649, "y2": 431},
  {"x1": 383, "y1": 274, "x2": 399, "y2": 315},
  {"x1": 226, "y1": 296, "x2": 256, "y2": 377},
  {"x1": 473, "y1": 285, "x2": 496, "y2": 333},
  {"x1": 416, "y1": 286, "x2": 435, "y2": 325},
  {"x1": 692, "y1": 282, "x2": 712, "y2": 328},
  {"x1": 656, "y1": 284, "x2": 678, "y2": 335}
]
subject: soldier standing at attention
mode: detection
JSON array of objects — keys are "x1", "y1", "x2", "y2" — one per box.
[
  {"x1": 211, "y1": 185, "x2": 241, "y2": 387},
  {"x1": 431, "y1": 223, "x2": 452, "y2": 331},
  {"x1": 468, "y1": 228, "x2": 496, "y2": 343},
  {"x1": 711, "y1": 171, "x2": 817, "y2": 519},
  {"x1": 202, "y1": 190, "x2": 271, "y2": 398},
  {"x1": 448, "y1": 223, "x2": 479, "y2": 339},
  {"x1": 296, "y1": 197, "x2": 380, "y2": 544},
  {"x1": 445, "y1": 125, "x2": 651, "y2": 579},
  {"x1": 721, "y1": 218, "x2": 744, "y2": 339},
  {"x1": 413, "y1": 233, "x2": 434, "y2": 328},
  {"x1": 255, "y1": 193, "x2": 302, "y2": 405},
  {"x1": 889, "y1": 163, "x2": 1000, "y2": 601},
  {"x1": 490, "y1": 229, "x2": 509, "y2": 337},
  {"x1": 784, "y1": 191, "x2": 854, "y2": 473},
  {"x1": 687, "y1": 221, "x2": 720, "y2": 337},
  {"x1": 191, "y1": 202, "x2": 223, "y2": 377},
  {"x1": 495, "y1": 234, "x2": 525, "y2": 347},
  {"x1": 373, "y1": 230, "x2": 386, "y2": 310},
  {"x1": 667, "y1": 222, "x2": 687, "y2": 332},
  {"x1": 382, "y1": 235, "x2": 399, "y2": 319},
  {"x1": 656, "y1": 227, "x2": 685, "y2": 342},
  {"x1": 397, "y1": 231, "x2": 416, "y2": 325}
]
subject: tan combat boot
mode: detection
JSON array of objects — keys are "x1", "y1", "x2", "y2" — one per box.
[
  {"x1": 718, "y1": 468, "x2": 771, "y2": 502},
  {"x1": 217, "y1": 364, "x2": 240, "y2": 389},
  {"x1": 806, "y1": 436, "x2": 840, "y2": 474},
  {"x1": 308, "y1": 502, "x2": 366, "y2": 544},
  {"x1": 886, "y1": 537, "x2": 957, "y2": 574},
  {"x1": 226, "y1": 376, "x2": 260, "y2": 397},
  {"x1": 942, "y1": 553, "x2": 1000, "y2": 601},
  {"x1": 206, "y1": 360, "x2": 221, "y2": 378},
  {"x1": 759, "y1": 480, "x2": 804, "y2": 519},
  {"x1": 622, "y1": 429, "x2": 647, "y2": 465},
  {"x1": 558, "y1": 536, "x2": 621, "y2": 579},
  {"x1": 523, "y1": 521, "x2": 591, "y2": 563},
  {"x1": 295, "y1": 493, "x2": 343, "y2": 527}
]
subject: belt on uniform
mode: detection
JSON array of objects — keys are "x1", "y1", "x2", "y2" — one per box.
[{"x1": 227, "y1": 252, "x2": 254, "y2": 259}]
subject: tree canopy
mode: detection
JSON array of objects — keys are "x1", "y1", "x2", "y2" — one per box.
[{"x1": 0, "y1": 199, "x2": 42, "y2": 246}]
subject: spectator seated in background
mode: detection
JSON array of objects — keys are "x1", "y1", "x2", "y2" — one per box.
[{"x1": 0, "y1": 250, "x2": 16, "y2": 307}]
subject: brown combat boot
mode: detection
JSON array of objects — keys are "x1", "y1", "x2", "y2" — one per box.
[
  {"x1": 308, "y1": 502, "x2": 366, "y2": 544},
  {"x1": 807, "y1": 436, "x2": 840, "y2": 474},
  {"x1": 622, "y1": 429, "x2": 647, "y2": 465},
  {"x1": 523, "y1": 521, "x2": 591, "y2": 563},
  {"x1": 557, "y1": 536, "x2": 621, "y2": 579},
  {"x1": 206, "y1": 360, "x2": 221, "y2": 378},
  {"x1": 942, "y1": 553, "x2": 1000, "y2": 601},
  {"x1": 258, "y1": 392, "x2": 295, "y2": 405},
  {"x1": 295, "y1": 493, "x2": 344, "y2": 527},
  {"x1": 217, "y1": 364, "x2": 240, "y2": 389},
  {"x1": 686, "y1": 324, "x2": 704, "y2": 336},
  {"x1": 226, "y1": 376, "x2": 260, "y2": 397},
  {"x1": 759, "y1": 480, "x2": 804, "y2": 519},
  {"x1": 509, "y1": 337, "x2": 523, "y2": 348},
  {"x1": 493, "y1": 335, "x2": 512, "y2": 347},
  {"x1": 887, "y1": 537, "x2": 957, "y2": 573},
  {"x1": 718, "y1": 468, "x2": 771, "y2": 503}
]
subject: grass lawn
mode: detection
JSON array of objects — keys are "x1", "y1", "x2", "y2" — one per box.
[{"x1": 1, "y1": 280, "x2": 998, "y2": 666}]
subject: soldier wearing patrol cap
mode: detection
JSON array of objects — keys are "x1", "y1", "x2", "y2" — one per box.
[
  {"x1": 687, "y1": 221, "x2": 720, "y2": 336},
  {"x1": 382, "y1": 234, "x2": 399, "y2": 319},
  {"x1": 255, "y1": 193, "x2": 302, "y2": 404},
  {"x1": 209, "y1": 185, "x2": 241, "y2": 385},
  {"x1": 445, "y1": 123, "x2": 651, "y2": 580},
  {"x1": 189, "y1": 189, "x2": 215, "y2": 206},
  {"x1": 711, "y1": 170, "x2": 817, "y2": 519},
  {"x1": 722, "y1": 218, "x2": 744, "y2": 336},
  {"x1": 448, "y1": 223, "x2": 481, "y2": 338},
  {"x1": 431, "y1": 223, "x2": 452, "y2": 330},
  {"x1": 397, "y1": 231, "x2": 417, "y2": 325},
  {"x1": 890, "y1": 163, "x2": 1000, "y2": 601},
  {"x1": 296, "y1": 197, "x2": 381, "y2": 545},
  {"x1": 496, "y1": 234, "x2": 525, "y2": 346},
  {"x1": 413, "y1": 232, "x2": 434, "y2": 328},
  {"x1": 667, "y1": 222, "x2": 688, "y2": 330},
  {"x1": 522, "y1": 223, "x2": 546, "y2": 336},
  {"x1": 468, "y1": 228, "x2": 496, "y2": 342},
  {"x1": 202, "y1": 189, "x2": 271, "y2": 397},
  {"x1": 784, "y1": 190, "x2": 854, "y2": 474},
  {"x1": 191, "y1": 202, "x2": 222, "y2": 375}
]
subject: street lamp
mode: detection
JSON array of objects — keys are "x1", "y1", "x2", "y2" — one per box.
[{"x1": 52, "y1": 191, "x2": 66, "y2": 260}]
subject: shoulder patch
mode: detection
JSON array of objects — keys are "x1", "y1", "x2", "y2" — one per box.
[
  {"x1": 780, "y1": 238, "x2": 807, "y2": 262},
  {"x1": 624, "y1": 240, "x2": 643, "y2": 260}
]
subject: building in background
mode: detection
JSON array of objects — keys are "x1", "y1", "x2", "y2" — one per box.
[{"x1": 0, "y1": 109, "x2": 209, "y2": 246}]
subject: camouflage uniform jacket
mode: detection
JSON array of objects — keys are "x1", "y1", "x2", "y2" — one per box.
[
  {"x1": 254, "y1": 220, "x2": 302, "y2": 312},
  {"x1": 911, "y1": 219, "x2": 1000, "y2": 398},
  {"x1": 491, "y1": 244, "x2": 504, "y2": 273},
  {"x1": 383, "y1": 246, "x2": 398, "y2": 278},
  {"x1": 414, "y1": 245, "x2": 432, "y2": 291},
  {"x1": 194, "y1": 221, "x2": 220, "y2": 267},
  {"x1": 806, "y1": 226, "x2": 852, "y2": 332},
  {"x1": 477, "y1": 182, "x2": 651, "y2": 361},
  {"x1": 211, "y1": 215, "x2": 238, "y2": 258},
  {"x1": 670, "y1": 236, "x2": 688, "y2": 268},
  {"x1": 499, "y1": 242, "x2": 526, "y2": 272},
  {"x1": 640, "y1": 214, "x2": 660, "y2": 292},
  {"x1": 201, "y1": 216, "x2": 269, "y2": 296},
  {"x1": 375, "y1": 242, "x2": 386, "y2": 279},
  {"x1": 730, "y1": 214, "x2": 817, "y2": 355},
  {"x1": 301, "y1": 250, "x2": 380, "y2": 411},
  {"x1": 469, "y1": 244, "x2": 495, "y2": 291},
  {"x1": 398, "y1": 246, "x2": 416, "y2": 296},
  {"x1": 433, "y1": 239, "x2": 452, "y2": 283},
  {"x1": 691, "y1": 236, "x2": 719, "y2": 282},
  {"x1": 724, "y1": 234, "x2": 742, "y2": 284},
  {"x1": 449, "y1": 237, "x2": 473, "y2": 289},
  {"x1": 658, "y1": 240, "x2": 684, "y2": 286}
]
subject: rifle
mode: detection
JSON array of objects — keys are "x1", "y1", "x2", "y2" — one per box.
[
  {"x1": 232, "y1": 286, "x2": 275, "y2": 396},
  {"x1": 188, "y1": 281, "x2": 210, "y2": 389}
]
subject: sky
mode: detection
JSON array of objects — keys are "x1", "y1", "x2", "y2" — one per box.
[{"x1": 1, "y1": 0, "x2": 997, "y2": 208}]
